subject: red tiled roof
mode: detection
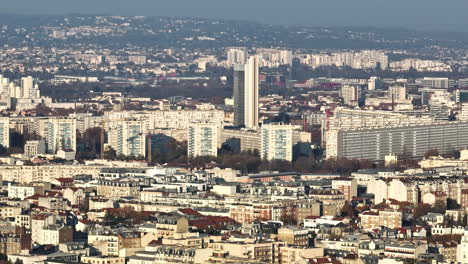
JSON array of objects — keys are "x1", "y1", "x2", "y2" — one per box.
[
  {"x1": 207, "y1": 216, "x2": 236, "y2": 224},
  {"x1": 25, "y1": 193, "x2": 45, "y2": 200},
  {"x1": 54, "y1": 177, "x2": 74, "y2": 183},
  {"x1": 178, "y1": 208, "x2": 203, "y2": 216}
]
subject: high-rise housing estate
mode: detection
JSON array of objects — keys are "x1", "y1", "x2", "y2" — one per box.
[
  {"x1": 260, "y1": 124, "x2": 293, "y2": 161},
  {"x1": 326, "y1": 121, "x2": 468, "y2": 161},
  {"x1": 227, "y1": 47, "x2": 247, "y2": 66},
  {"x1": 326, "y1": 107, "x2": 433, "y2": 128},
  {"x1": 234, "y1": 56, "x2": 259, "y2": 129},
  {"x1": 296, "y1": 50, "x2": 388, "y2": 70},
  {"x1": 17, "y1": 76, "x2": 40, "y2": 99},
  {"x1": 0, "y1": 117, "x2": 9, "y2": 148},
  {"x1": 255, "y1": 48, "x2": 292, "y2": 67},
  {"x1": 44, "y1": 118, "x2": 77, "y2": 154},
  {"x1": 108, "y1": 120, "x2": 147, "y2": 157},
  {"x1": 187, "y1": 122, "x2": 219, "y2": 158},
  {"x1": 0, "y1": 75, "x2": 40, "y2": 100}
]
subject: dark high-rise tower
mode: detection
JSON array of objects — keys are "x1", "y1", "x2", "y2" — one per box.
[{"x1": 233, "y1": 56, "x2": 259, "y2": 129}]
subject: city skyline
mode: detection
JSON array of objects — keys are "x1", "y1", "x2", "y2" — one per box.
[
  {"x1": 2, "y1": 0, "x2": 468, "y2": 32},
  {"x1": 1, "y1": 8, "x2": 468, "y2": 264}
]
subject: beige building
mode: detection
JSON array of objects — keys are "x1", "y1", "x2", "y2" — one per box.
[
  {"x1": 154, "y1": 215, "x2": 189, "y2": 239},
  {"x1": 279, "y1": 246, "x2": 324, "y2": 264},
  {"x1": 332, "y1": 178, "x2": 357, "y2": 201},
  {"x1": 0, "y1": 206, "x2": 22, "y2": 219},
  {"x1": 0, "y1": 165, "x2": 102, "y2": 183},
  {"x1": 210, "y1": 240, "x2": 284, "y2": 263},
  {"x1": 360, "y1": 210, "x2": 402, "y2": 230},
  {"x1": 277, "y1": 226, "x2": 310, "y2": 246},
  {"x1": 97, "y1": 179, "x2": 140, "y2": 198}
]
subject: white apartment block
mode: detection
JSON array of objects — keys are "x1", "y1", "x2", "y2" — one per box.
[
  {"x1": 0, "y1": 117, "x2": 9, "y2": 148},
  {"x1": 104, "y1": 110, "x2": 224, "y2": 132},
  {"x1": 296, "y1": 50, "x2": 388, "y2": 70},
  {"x1": 187, "y1": 122, "x2": 219, "y2": 158},
  {"x1": 8, "y1": 184, "x2": 40, "y2": 199},
  {"x1": 324, "y1": 108, "x2": 434, "y2": 133},
  {"x1": 0, "y1": 165, "x2": 102, "y2": 183},
  {"x1": 38, "y1": 118, "x2": 77, "y2": 153},
  {"x1": 107, "y1": 119, "x2": 147, "y2": 157},
  {"x1": 260, "y1": 124, "x2": 293, "y2": 161},
  {"x1": 326, "y1": 121, "x2": 468, "y2": 161}
]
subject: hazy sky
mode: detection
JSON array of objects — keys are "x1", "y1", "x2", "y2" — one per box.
[{"x1": 4, "y1": 0, "x2": 468, "y2": 31}]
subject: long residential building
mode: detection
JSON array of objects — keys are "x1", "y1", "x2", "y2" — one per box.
[
  {"x1": 0, "y1": 165, "x2": 104, "y2": 183},
  {"x1": 326, "y1": 121, "x2": 468, "y2": 160}
]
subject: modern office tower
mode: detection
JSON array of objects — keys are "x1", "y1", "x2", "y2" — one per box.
[
  {"x1": 108, "y1": 120, "x2": 147, "y2": 157},
  {"x1": 45, "y1": 118, "x2": 77, "y2": 154},
  {"x1": 227, "y1": 47, "x2": 247, "y2": 66},
  {"x1": 367, "y1": 76, "x2": 381, "y2": 91},
  {"x1": 233, "y1": 56, "x2": 259, "y2": 129},
  {"x1": 340, "y1": 85, "x2": 361, "y2": 106},
  {"x1": 388, "y1": 86, "x2": 407, "y2": 101},
  {"x1": 187, "y1": 122, "x2": 219, "y2": 158},
  {"x1": 0, "y1": 117, "x2": 9, "y2": 148},
  {"x1": 260, "y1": 124, "x2": 293, "y2": 162},
  {"x1": 326, "y1": 121, "x2": 468, "y2": 161},
  {"x1": 421, "y1": 77, "x2": 449, "y2": 89}
]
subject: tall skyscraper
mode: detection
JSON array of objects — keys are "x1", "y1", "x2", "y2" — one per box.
[
  {"x1": 108, "y1": 120, "x2": 147, "y2": 157},
  {"x1": 260, "y1": 124, "x2": 293, "y2": 161},
  {"x1": 234, "y1": 56, "x2": 259, "y2": 129},
  {"x1": 187, "y1": 122, "x2": 219, "y2": 158}
]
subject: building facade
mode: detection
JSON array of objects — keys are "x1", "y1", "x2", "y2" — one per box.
[
  {"x1": 260, "y1": 124, "x2": 293, "y2": 161},
  {"x1": 234, "y1": 56, "x2": 259, "y2": 129}
]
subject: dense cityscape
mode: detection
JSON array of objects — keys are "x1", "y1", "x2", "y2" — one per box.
[{"x1": 0, "y1": 13, "x2": 468, "y2": 264}]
